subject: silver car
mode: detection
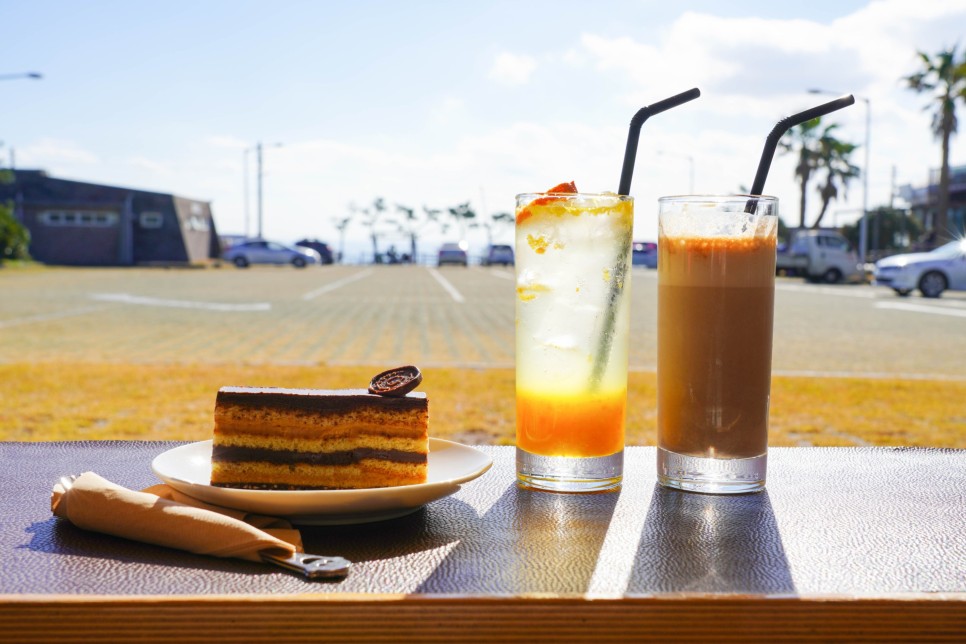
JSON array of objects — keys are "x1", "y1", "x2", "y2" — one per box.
[
  {"x1": 874, "y1": 239, "x2": 966, "y2": 298},
  {"x1": 223, "y1": 239, "x2": 320, "y2": 268}
]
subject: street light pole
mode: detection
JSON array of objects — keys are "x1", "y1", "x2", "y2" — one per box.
[
  {"x1": 242, "y1": 147, "x2": 253, "y2": 238},
  {"x1": 808, "y1": 89, "x2": 870, "y2": 263},
  {"x1": 657, "y1": 150, "x2": 695, "y2": 193},
  {"x1": 257, "y1": 143, "x2": 263, "y2": 239},
  {"x1": 251, "y1": 141, "x2": 282, "y2": 239}
]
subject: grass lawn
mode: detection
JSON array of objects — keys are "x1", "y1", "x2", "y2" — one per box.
[{"x1": 3, "y1": 361, "x2": 964, "y2": 448}]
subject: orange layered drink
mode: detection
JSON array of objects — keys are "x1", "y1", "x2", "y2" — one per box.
[{"x1": 515, "y1": 184, "x2": 633, "y2": 492}]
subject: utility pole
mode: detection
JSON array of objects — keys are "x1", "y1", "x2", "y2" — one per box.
[
  {"x1": 253, "y1": 141, "x2": 282, "y2": 239},
  {"x1": 242, "y1": 147, "x2": 252, "y2": 238},
  {"x1": 257, "y1": 142, "x2": 263, "y2": 239}
]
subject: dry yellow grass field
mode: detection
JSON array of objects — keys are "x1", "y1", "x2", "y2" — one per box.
[{"x1": 3, "y1": 361, "x2": 964, "y2": 448}]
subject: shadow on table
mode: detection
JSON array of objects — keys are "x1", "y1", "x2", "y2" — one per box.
[
  {"x1": 415, "y1": 481, "x2": 619, "y2": 594},
  {"x1": 626, "y1": 486, "x2": 796, "y2": 595},
  {"x1": 25, "y1": 494, "x2": 482, "y2": 571},
  {"x1": 298, "y1": 494, "x2": 480, "y2": 563},
  {"x1": 23, "y1": 517, "x2": 276, "y2": 580}
]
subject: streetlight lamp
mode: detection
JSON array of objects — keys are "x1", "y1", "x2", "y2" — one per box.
[
  {"x1": 657, "y1": 150, "x2": 695, "y2": 193},
  {"x1": 242, "y1": 142, "x2": 282, "y2": 239},
  {"x1": 0, "y1": 72, "x2": 42, "y2": 81},
  {"x1": 808, "y1": 88, "x2": 870, "y2": 264}
]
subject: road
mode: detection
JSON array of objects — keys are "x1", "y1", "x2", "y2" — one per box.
[{"x1": 1, "y1": 265, "x2": 963, "y2": 379}]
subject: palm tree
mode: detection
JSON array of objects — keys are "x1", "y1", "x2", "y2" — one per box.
[
  {"x1": 332, "y1": 215, "x2": 350, "y2": 263},
  {"x1": 351, "y1": 197, "x2": 387, "y2": 263},
  {"x1": 482, "y1": 211, "x2": 514, "y2": 246},
  {"x1": 903, "y1": 46, "x2": 966, "y2": 244},
  {"x1": 396, "y1": 204, "x2": 430, "y2": 263},
  {"x1": 446, "y1": 202, "x2": 476, "y2": 240},
  {"x1": 812, "y1": 125, "x2": 861, "y2": 228},
  {"x1": 780, "y1": 117, "x2": 823, "y2": 228}
]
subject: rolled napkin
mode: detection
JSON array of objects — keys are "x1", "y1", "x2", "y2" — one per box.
[{"x1": 51, "y1": 472, "x2": 302, "y2": 563}]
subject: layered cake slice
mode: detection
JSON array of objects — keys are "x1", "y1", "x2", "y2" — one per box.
[{"x1": 210, "y1": 381, "x2": 429, "y2": 490}]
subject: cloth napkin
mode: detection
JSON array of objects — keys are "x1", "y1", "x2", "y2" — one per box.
[{"x1": 51, "y1": 471, "x2": 302, "y2": 563}]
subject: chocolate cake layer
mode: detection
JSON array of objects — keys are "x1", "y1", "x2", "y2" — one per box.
[
  {"x1": 216, "y1": 387, "x2": 427, "y2": 415},
  {"x1": 212, "y1": 444, "x2": 428, "y2": 465},
  {"x1": 210, "y1": 384, "x2": 429, "y2": 490}
]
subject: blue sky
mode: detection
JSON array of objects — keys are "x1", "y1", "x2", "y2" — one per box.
[{"x1": 2, "y1": 0, "x2": 964, "y2": 259}]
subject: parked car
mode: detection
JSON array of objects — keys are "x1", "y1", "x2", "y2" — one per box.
[
  {"x1": 874, "y1": 239, "x2": 966, "y2": 298},
  {"x1": 632, "y1": 241, "x2": 658, "y2": 268},
  {"x1": 222, "y1": 239, "x2": 320, "y2": 268},
  {"x1": 776, "y1": 229, "x2": 862, "y2": 283},
  {"x1": 294, "y1": 239, "x2": 334, "y2": 264},
  {"x1": 437, "y1": 242, "x2": 468, "y2": 267},
  {"x1": 483, "y1": 244, "x2": 514, "y2": 266}
]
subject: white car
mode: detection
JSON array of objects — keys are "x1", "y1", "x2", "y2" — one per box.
[
  {"x1": 223, "y1": 239, "x2": 320, "y2": 268},
  {"x1": 873, "y1": 239, "x2": 966, "y2": 298}
]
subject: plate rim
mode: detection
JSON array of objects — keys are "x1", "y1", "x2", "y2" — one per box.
[{"x1": 150, "y1": 436, "x2": 493, "y2": 501}]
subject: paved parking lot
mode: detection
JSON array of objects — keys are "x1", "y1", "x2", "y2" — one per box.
[{"x1": 1, "y1": 265, "x2": 964, "y2": 379}]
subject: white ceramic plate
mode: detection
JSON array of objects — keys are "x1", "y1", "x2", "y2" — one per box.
[{"x1": 151, "y1": 438, "x2": 492, "y2": 525}]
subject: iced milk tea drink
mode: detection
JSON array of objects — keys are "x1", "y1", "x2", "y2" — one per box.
[
  {"x1": 657, "y1": 195, "x2": 777, "y2": 494},
  {"x1": 515, "y1": 185, "x2": 633, "y2": 492}
]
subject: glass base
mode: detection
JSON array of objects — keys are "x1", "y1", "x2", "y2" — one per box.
[
  {"x1": 657, "y1": 447, "x2": 766, "y2": 495},
  {"x1": 516, "y1": 448, "x2": 622, "y2": 493}
]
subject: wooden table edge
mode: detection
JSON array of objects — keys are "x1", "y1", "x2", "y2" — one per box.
[{"x1": 2, "y1": 592, "x2": 964, "y2": 642}]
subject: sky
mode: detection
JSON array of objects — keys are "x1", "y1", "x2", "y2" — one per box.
[{"x1": 2, "y1": 0, "x2": 965, "y2": 261}]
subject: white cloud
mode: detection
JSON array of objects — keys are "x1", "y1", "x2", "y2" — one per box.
[
  {"x1": 126, "y1": 156, "x2": 173, "y2": 176},
  {"x1": 429, "y1": 96, "x2": 466, "y2": 124},
  {"x1": 18, "y1": 138, "x2": 99, "y2": 167},
  {"x1": 204, "y1": 135, "x2": 249, "y2": 150},
  {"x1": 488, "y1": 52, "x2": 538, "y2": 86}
]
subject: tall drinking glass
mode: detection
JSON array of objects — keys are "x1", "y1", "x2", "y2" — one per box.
[
  {"x1": 657, "y1": 195, "x2": 777, "y2": 494},
  {"x1": 515, "y1": 192, "x2": 633, "y2": 493}
]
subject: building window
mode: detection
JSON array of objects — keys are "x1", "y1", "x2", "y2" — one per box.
[
  {"x1": 38, "y1": 210, "x2": 119, "y2": 227},
  {"x1": 139, "y1": 211, "x2": 164, "y2": 228}
]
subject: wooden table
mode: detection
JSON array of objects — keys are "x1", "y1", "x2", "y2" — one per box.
[{"x1": 1, "y1": 441, "x2": 964, "y2": 642}]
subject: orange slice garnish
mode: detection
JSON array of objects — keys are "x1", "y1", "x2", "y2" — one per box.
[{"x1": 517, "y1": 181, "x2": 578, "y2": 224}]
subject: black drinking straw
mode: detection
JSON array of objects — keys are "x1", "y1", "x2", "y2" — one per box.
[
  {"x1": 618, "y1": 87, "x2": 701, "y2": 195},
  {"x1": 591, "y1": 88, "x2": 701, "y2": 390},
  {"x1": 745, "y1": 94, "x2": 855, "y2": 213}
]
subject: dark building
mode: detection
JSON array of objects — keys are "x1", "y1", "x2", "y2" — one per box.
[
  {"x1": 0, "y1": 170, "x2": 220, "y2": 266},
  {"x1": 899, "y1": 165, "x2": 966, "y2": 242}
]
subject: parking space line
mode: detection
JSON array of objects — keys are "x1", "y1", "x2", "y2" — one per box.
[
  {"x1": 489, "y1": 269, "x2": 514, "y2": 280},
  {"x1": 775, "y1": 283, "x2": 877, "y2": 298},
  {"x1": 427, "y1": 268, "x2": 465, "y2": 303},
  {"x1": 0, "y1": 305, "x2": 109, "y2": 329},
  {"x1": 874, "y1": 301, "x2": 966, "y2": 318},
  {"x1": 91, "y1": 293, "x2": 270, "y2": 311},
  {"x1": 301, "y1": 269, "x2": 374, "y2": 300}
]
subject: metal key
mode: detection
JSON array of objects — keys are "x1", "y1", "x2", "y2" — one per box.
[{"x1": 261, "y1": 551, "x2": 351, "y2": 579}]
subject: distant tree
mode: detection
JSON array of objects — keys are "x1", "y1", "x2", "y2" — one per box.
[
  {"x1": 395, "y1": 204, "x2": 435, "y2": 262},
  {"x1": 842, "y1": 207, "x2": 923, "y2": 256},
  {"x1": 480, "y1": 211, "x2": 514, "y2": 246},
  {"x1": 446, "y1": 202, "x2": 476, "y2": 240},
  {"x1": 776, "y1": 216, "x2": 791, "y2": 245},
  {"x1": 812, "y1": 125, "x2": 861, "y2": 229},
  {"x1": 780, "y1": 117, "x2": 860, "y2": 229},
  {"x1": 780, "y1": 117, "x2": 823, "y2": 228},
  {"x1": 332, "y1": 215, "x2": 350, "y2": 263},
  {"x1": 0, "y1": 205, "x2": 30, "y2": 264},
  {"x1": 354, "y1": 197, "x2": 387, "y2": 263},
  {"x1": 0, "y1": 169, "x2": 30, "y2": 265},
  {"x1": 903, "y1": 46, "x2": 966, "y2": 243}
]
